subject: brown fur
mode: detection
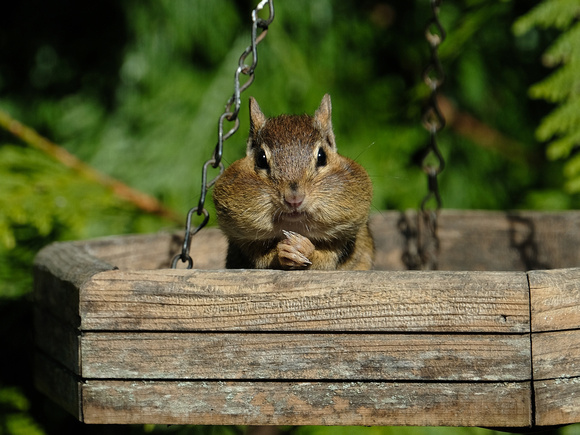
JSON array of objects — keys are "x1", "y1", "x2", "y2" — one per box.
[{"x1": 213, "y1": 94, "x2": 374, "y2": 270}]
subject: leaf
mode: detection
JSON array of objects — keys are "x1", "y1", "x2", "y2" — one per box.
[
  {"x1": 536, "y1": 98, "x2": 580, "y2": 141},
  {"x1": 512, "y1": 0, "x2": 580, "y2": 35},
  {"x1": 564, "y1": 154, "x2": 580, "y2": 193},
  {"x1": 564, "y1": 152, "x2": 580, "y2": 179},
  {"x1": 516, "y1": 0, "x2": 580, "y2": 193},
  {"x1": 541, "y1": 21, "x2": 580, "y2": 66},
  {"x1": 0, "y1": 144, "x2": 129, "y2": 249},
  {"x1": 547, "y1": 129, "x2": 580, "y2": 160},
  {"x1": 529, "y1": 61, "x2": 580, "y2": 102}
]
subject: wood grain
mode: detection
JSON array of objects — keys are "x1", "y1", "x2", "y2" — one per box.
[
  {"x1": 80, "y1": 269, "x2": 529, "y2": 332},
  {"x1": 34, "y1": 309, "x2": 79, "y2": 374},
  {"x1": 432, "y1": 210, "x2": 580, "y2": 271},
  {"x1": 81, "y1": 380, "x2": 532, "y2": 427},
  {"x1": 82, "y1": 230, "x2": 227, "y2": 270},
  {"x1": 34, "y1": 241, "x2": 114, "y2": 325},
  {"x1": 527, "y1": 268, "x2": 580, "y2": 427},
  {"x1": 529, "y1": 268, "x2": 580, "y2": 332},
  {"x1": 34, "y1": 353, "x2": 81, "y2": 420},
  {"x1": 33, "y1": 210, "x2": 580, "y2": 274},
  {"x1": 533, "y1": 330, "x2": 580, "y2": 381},
  {"x1": 32, "y1": 210, "x2": 580, "y2": 427},
  {"x1": 81, "y1": 332, "x2": 530, "y2": 381},
  {"x1": 532, "y1": 329, "x2": 580, "y2": 427},
  {"x1": 535, "y1": 378, "x2": 580, "y2": 426}
]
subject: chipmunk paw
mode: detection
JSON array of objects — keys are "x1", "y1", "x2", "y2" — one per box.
[{"x1": 277, "y1": 230, "x2": 315, "y2": 269}]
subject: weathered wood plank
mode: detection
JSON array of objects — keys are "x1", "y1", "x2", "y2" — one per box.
[
  {"x1": 33, "y1": 210, "x2": 580, "y2": 427},
  {"x1": 34, "y1": 353, "x2": 82, "y2": 420},
  {"x1": 34, "y1": 309, "x2": 80, "y2": 374},
  {"x1": 81, "y1": 380, "x2": 532, "y2": 426},
  {"x1": 529, "y1": 268, "x2": 580, "y2": 332},
  {"x1": 529, "y1": 268, "x2": 580, "y2": 426},
  {"x1": 82, "y1": 230, "x2": 228, "y2": 270},
  {"x1": 81, "y1": 332, "x2": 530, "y2": 381},
  {"x1": 535, "y1": 378, "x2": 580, "y2": 426},
  {"x1": 80, "y1": 269, "x2": 529, "y2": 333},
  {"x1": 532, "y1": 329, "x2": 580, "y2": 427},
  {"x1": 48, "y1": 210, "x2": 580, "y2": 272},
  {"x1": 533, "y1": 330, "x2": 580, "y2": 381},
  {"x1": 34, "y1": 241, "x2": 115, "y2": 324},
  {"x1": 80, "y1": 232, "x2": 179, "y2": 270},
  {"x1": 432, "y1": 211, "x2": 580, "y2": 271}
]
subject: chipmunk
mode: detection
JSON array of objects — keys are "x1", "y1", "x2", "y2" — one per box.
[{"x1": 213, "y1": 94, "x2": 374, "y2": 270}]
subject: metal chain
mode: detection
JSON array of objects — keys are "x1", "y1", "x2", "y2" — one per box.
[
  {"x1": 416, "y1": 0, "x2": 446, "y2": 270},
  {"x1": 172, "y1": 0, "x2": 275, "y2": 269}
]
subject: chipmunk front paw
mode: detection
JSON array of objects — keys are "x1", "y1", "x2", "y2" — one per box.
[{"x1": 277, "y1": 230, "x2": 314, "y2": 269}]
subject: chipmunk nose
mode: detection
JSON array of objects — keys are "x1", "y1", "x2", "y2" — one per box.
[
  {"x1": 285, "y1": 181, "x2": 305, "y2": 209},
  {"x1": 285, "y1": 192, "x2": 305, "y2": 209}
]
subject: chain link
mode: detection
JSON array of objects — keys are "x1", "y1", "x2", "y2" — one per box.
[
  {"x1": 172, "y1": 0, "x2": 275, "y2": 269},
  {"x1": 411, "y1": 0, "x2": 446, "y2": 270}
]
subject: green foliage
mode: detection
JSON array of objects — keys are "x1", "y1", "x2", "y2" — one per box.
[
  {"x1": 513, "y1": 0, "x2": 580, "y2": 193},
  {"x1": 293, "y1": 428, "x2": 507, "y2": 435},
  {"x1": 513, "y1": 0, "x2": 579, "y2": 32},
  {"x1": 0, "y1": 143, "x2": 164, "y2": 299},
  {"x1": 0, "y1": 388, "x2": 45, "y2": 435},
  {"x1": 0, "y1": 145, "x2": 114, "y2": 250}
]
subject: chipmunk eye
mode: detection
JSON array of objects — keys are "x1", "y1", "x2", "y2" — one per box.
[
  {"x1": 256, "y1": 149, "x2": 269, "y2": 170},
  {"x1": 316, "y1": 147, "x2": 327, "y2": 167}
]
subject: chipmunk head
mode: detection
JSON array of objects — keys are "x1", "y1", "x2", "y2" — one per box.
[
  {"x1": 213, "y1": 94, "x2": 372, "y2": 242},
  {"x1": 246, "y1": 94, "x2": 339, "y2": 218}
]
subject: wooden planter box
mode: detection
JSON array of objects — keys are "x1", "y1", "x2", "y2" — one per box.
[{"x1": 34, "y1": 210, "x2": 580, "y2": 427}]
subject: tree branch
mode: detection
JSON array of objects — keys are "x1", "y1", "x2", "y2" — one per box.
[
  {"x1": 438, "y1": 95, "x2": 540, "y2": 165},
  {"x1": 0, "y1": 108, "x2": 183, "y2": 224}
]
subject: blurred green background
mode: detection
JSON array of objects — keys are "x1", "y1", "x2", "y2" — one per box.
[{"x1": 1, "y1": 0, "x2": 580, "y2": 434}]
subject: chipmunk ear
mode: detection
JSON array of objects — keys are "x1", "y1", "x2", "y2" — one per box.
[
  {"x1": 314, "y1": 94, "x2": 337, "y2": 150},
  {"x1": 249, "y1": 97, "x2": 267, "y2": 135},
  {"x1": 247, "y1": 97, "x2": 267, "y2": 155}
]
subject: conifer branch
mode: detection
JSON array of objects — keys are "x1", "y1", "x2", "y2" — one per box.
[{"x1": 0, "y1": 108, "x2": 183, "y2": 224}]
